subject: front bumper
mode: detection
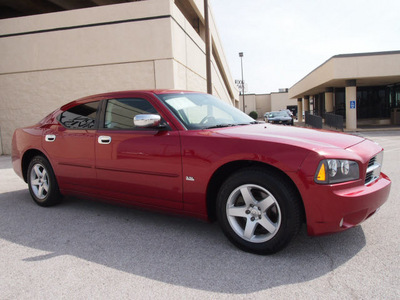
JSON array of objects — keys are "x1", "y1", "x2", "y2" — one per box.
[
  {"x1": 305, "y1": 173, "x2": 391, "y2": 236},
  {"x1": 268, "y1": 120, "x2": 293, "y2": 125}
]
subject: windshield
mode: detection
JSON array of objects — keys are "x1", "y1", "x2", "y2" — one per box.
[
  {"x1": 156, "y1": 93, "x2": 256, "y2": 130},
  {"x1": 268, "y1": 111, "x2": 289, "y2": 118}
]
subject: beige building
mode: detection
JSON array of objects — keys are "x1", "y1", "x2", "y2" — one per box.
[
  {"x1": 0, "y1": 0, "x2": 239, "y2": 154},
  {"x1": 240, "y1": 90, "x2": 297, "y2": 118},
  {"x1": 289, "y1": 51, "x2": 400, "y2": 129}
]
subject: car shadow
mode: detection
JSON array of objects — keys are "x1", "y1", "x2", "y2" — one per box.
[{"x1": 0, "y1": 189, "x2": 366, "y2": 294}]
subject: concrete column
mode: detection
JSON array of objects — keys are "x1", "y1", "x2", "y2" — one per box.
[
  {"x1": 297, "y1": 98, "x2": 303, "y2": 122},
  {"x1": 325, "y1": 87, "x2": 334, "y2": 113},
  {"x1": 345, "y1": 80, "x2": 357, "y2": 130},
  {"x1": 304, "y1": 96, "x2": 310, "y2": 112}
]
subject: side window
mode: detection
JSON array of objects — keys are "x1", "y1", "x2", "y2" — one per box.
[
  {"x1": 104, "y1": 98, "x2": 159, "y2": 129},
  {"x1": 58, "y1": 101, "x2": 99, "y2": 129}
]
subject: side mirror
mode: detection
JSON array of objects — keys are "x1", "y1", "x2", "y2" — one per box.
[{"x1": 134, "y1": 114, "x2": 163, "y2": 128}]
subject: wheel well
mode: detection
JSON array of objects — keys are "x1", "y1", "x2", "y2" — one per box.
[
  {"x1": 21, "y1": 149, "x2": 47, "y2": 182},
  {"x1": 206, "y1": 161, "x2": 305, "y2": 222}
]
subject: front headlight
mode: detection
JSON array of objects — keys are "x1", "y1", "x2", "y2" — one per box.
[{"x1": 315, "y1": 159, "x2": 359, "y2": 184}]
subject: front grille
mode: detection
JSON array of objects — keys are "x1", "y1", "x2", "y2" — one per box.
[
  {"x1": 365, "y1": 171, "x2": 373, "y2": 184},
  {"x1": 365, "y1": 152, "x2": 383, "y2": 185},
  {"x1": 367, "y1": 157, "x2": 376, "y2": 168}
]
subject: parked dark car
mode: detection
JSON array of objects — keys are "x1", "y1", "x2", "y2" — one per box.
[
  {"x1": 12, "y1": 90, "x2": 391, "y2": 254},
  {"x1": 264, "y1": 110, "x2": 294, "y2": 125}
]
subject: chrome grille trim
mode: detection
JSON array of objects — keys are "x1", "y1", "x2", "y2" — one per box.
[
  {"x1": 365, "y1": 152, "x2": 383, "y2": 185},
  {"x1": 367, "y1": 157, "x2": 376, "y2": 168}
]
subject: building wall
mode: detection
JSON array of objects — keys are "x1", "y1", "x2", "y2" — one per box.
[
  {"x1": 242, "y1": 92, "x2": 295, "y2": 119},
  {"x1": 255, "y1": 94, "x2": 271, "y2": 117},
  {"x1": 0, "y1": 0, "x2": 238, "y2": 154},
  {"x1": 271, "y1": 92, "x2": 297, "y2": 111},
  {"x1": 289, "y1": 52, "x2": 400, "y2": 100},
  {"x1": 243, "y1": 94, "x2": 257, "y2": 114},
  {"x1": 289, "y1": 51, "x2": 400, "y2": 129}
]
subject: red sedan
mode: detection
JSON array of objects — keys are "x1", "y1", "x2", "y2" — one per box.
[{"x1": 12, "y1": 90, "x2": 391, "y2": 254}]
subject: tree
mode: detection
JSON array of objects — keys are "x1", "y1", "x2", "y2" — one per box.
[{"x1": 249, "y1": 111, "x2": 258, "y2": 120}]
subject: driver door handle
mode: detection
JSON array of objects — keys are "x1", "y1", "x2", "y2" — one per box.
[{"x1": 98, "y1": 136, "x2": 112, "y2": 144}]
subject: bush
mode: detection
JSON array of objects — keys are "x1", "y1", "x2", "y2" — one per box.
[{"x1": 249, "y1": 111, "x2": 258, "y2": 120}]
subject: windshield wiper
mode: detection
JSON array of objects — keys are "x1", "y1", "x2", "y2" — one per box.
[
  {"x1": 236, "y1": 121, "x2": 260, "y2": 126},
  {"x1": 204, "y1": 121, "x2": 261, "y2": 129},
  {"x1": 203, "y1": 124, "x2": 237, "y2": 129}
]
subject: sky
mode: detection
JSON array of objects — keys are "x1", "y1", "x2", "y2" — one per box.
[{"x1": 209, "y1": 0, "x2": 400, "y2": 94}]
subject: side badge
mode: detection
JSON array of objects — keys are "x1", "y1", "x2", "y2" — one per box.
[{"x1": 186, "y1": 176, "x2": 195, "y2": 182}]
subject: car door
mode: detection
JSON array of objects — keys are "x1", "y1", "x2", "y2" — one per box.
[
  {"x1": 42, "y1": 100, "x2": 99, "y2": 194},
  {"x1": 95, "y1": 96, "x2": 183, "y2": 210}
]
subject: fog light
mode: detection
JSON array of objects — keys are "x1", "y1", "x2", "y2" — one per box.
[{"x1": 339, "y1": 218, "x2": 344, "y2": 227}]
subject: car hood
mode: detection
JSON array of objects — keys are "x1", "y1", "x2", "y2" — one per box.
[{"x1": 214, "y1": 124, "x2": 365, "y2": 150}]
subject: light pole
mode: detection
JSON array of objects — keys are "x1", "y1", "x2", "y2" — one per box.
[
  {"x1": 204, "y1": 0, "x2": 212, "y2": 94},
  {"x1": 239, "y1": 52, "x2": 245, "y2": 112}
]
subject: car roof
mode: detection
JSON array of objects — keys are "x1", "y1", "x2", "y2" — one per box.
[{"x1": 60, "y1": 90, "x2": 199, "y2": 111}]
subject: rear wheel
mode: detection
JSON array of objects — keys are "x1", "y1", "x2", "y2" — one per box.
[
  {"x1": 217, "y1": 167, "x2": 302, "y2": 254},
  {"x1": 27, "y1": 156, "x2": 62, "y2": 207}
]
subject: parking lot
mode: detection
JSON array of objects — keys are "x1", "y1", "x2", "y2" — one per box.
[{"x1": 0, "y1": 130, "x2": 399, "y2": 299}]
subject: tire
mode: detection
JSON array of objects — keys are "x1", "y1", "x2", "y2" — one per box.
[
  {"x1": 27, "y1": 156, "x2": 62, "y2": 207},
  {"x1": 216, "y1": 167, "x2": 302, "y2": 254}
]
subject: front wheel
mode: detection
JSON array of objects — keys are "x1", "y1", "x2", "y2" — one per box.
[
  {"x1": 217, "y1": 168, "x2": 303, "y2": 254},
  {"x1": 27, "y1": 156, "x2": 62, "y2": 207}
]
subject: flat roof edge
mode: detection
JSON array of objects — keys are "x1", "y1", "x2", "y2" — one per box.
[
  {"x1": 332, "y1": 50, "x2": 400, "y2": 59},
  {"x1": 289, "y1": 50, "x2": 400, "y2": 98}
]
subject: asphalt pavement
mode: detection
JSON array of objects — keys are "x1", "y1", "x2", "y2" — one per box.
[{"x1": 0, "y1": 130, "x2": 399, "y2": 299}]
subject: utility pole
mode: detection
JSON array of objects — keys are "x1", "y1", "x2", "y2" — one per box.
[{"x1": 205, "y1": 0, "x2": 212, "y2": 94}]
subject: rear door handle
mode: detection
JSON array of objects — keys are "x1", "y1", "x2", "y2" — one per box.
[
  {"x1": 45, "y1": 134, "x2": 56, "y2": 142},
  {"x1": 98, "y1": 136, "x2": 112, "y2": 144}
]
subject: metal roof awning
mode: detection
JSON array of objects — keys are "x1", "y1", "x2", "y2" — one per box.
[{"x1": 289, "y1": 51, "x2": 400, "y2": 99}]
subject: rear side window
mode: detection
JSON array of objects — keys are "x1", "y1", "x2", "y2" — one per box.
[
  {"x1": 58, "y1": 101, "x2": 99, "y2": 129},
  {"x1": 104, "y1": 98, "x2": 158, "y2": 129}
]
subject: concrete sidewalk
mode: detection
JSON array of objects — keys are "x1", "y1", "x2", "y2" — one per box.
[
  {"x1": 294, "y1": 121, "x2": 400, "y2": 132},
  {"x1": 1, "y1": 132, "x2": 399, "y2": 299}
]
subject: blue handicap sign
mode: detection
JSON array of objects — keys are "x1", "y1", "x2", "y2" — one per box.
[{"x1": 350, "y1": 100, "x2": 356, "y2": 109}]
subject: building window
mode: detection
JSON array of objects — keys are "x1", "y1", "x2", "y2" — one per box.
[
  {"x1": 357, "y1": 87, "x2": 390, "y2": 119},
  {"x1": 334, "y1": 88, "x2": 345, "y2": 118},
  {"x1": 390, "y1": 85, "x2": 400, "y2": 108}
]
